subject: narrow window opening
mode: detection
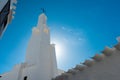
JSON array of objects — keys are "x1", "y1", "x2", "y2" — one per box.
[{"x1": 24, "y1": 76, "x2": 27, "y2": 80}]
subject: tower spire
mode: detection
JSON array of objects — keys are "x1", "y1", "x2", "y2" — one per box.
[
  {"x1": 37, "y1": 12, "x2": 47, "y2": 27},
  {"x1": 41, "y1": 8, "x2": 46, "y2": 13}
]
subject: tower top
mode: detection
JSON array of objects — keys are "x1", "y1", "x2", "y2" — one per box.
[{"x1": 37, "y1": 13, "x2": 47, "y2": 26}]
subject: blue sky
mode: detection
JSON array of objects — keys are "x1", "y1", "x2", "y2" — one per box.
[{"x1": 0, "y1": 0, "x2": 120, "y2": 74}]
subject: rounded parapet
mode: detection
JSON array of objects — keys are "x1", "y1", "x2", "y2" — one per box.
[
  {"x1": 61, "y1": 73, "x2": 72, "y2": 78},
  {"x1": 83, "y1": 59, "x2": 95, "y2": 67},
  {"x1": 66, "y1": 69, "x2": 79, "y2": 75},
  {"x1": 114, "y1": 43, "x2": 120, "y2": 51},
  {"x1": 74, "y1": 64, "x2": 87, "y2": 71},
  {"x1": 92, "y1": 54, "x2": 105, "y2": 62},
  {"x1": 61, "y1": 73, "x2": 70, "y2": 79},
  {"x1": 102, "y1": 47, "x2": 115, "y2": 56}
]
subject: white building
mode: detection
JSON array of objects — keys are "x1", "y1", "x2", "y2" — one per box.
[
  {"x1": 54, "y1": 44, "x2": 120, "y2": 80},
  {"x1": 0, "y1": 13, "x2": 64, "y2": 80},
  {"x1": 1, "y1": 12, "x2": 120, "y2": 80}
]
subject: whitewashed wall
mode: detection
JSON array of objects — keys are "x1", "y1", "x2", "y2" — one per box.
[{"x1": 54, "y1": 44, "x2": 120, "y2": 80}]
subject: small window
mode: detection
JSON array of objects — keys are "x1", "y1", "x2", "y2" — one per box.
[{"x1": 24, "y1": 76, "x2": 27, "y2": 80}]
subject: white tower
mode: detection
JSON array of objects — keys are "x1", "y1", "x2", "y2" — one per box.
[
  {"x1": 0, "y1": 13, "x2": 64, "y2": 80},
  {"x1": 25, "y1": 13, "x2": 58, "y2": 80}
]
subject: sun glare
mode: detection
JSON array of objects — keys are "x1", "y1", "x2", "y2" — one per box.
[
  {"x1": 52, "y1": 41, "x2": 64, "y2": 58},
  {"x1": 55, "y1": 44, "x2": 62, "y2": 57}
]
